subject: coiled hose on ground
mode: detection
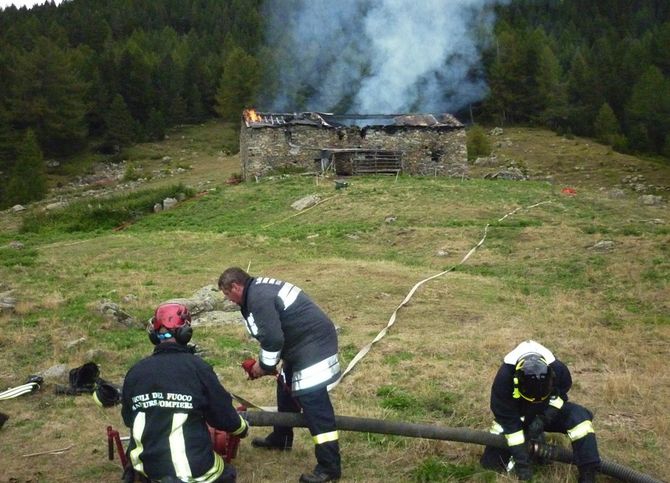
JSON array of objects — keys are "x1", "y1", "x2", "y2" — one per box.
[{"x1": 243, "y1": 411, "x2": 664, "y2": 483}]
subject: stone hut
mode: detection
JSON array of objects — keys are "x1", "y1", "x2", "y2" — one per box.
[{"x1": 239, "y1": 110, "x2": 467, "y2": 180}]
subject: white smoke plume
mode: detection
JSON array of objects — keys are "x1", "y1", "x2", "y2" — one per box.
[{"x1": 260, "y1": 0, "x2": 510, "y2": 114}]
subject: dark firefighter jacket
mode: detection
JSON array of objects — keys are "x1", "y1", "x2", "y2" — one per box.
[
  {"x1": 490, "y1": 340, "x2": 572, "y2": 447},
  {"x1": 121, "y1": 343, "x2": 247, "y2": 482},
  {"x1": 239, "y1": 276, "x2": 340, "y2": 396}
]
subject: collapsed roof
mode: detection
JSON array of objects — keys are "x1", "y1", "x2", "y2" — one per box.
[{"x1": 242, "y1": 110, "x2": 463, "y2": 129}]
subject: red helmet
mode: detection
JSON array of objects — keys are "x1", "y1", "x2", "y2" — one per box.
[
  {"x1": 152, "y1": 303, "x2": 191, "y2": 330},
  {"x1": 149, "y1": 303, "x2": 193, "y2": 345}
]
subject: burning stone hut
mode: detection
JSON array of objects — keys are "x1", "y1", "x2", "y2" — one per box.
[{"x1": 239, "y1": 109, "x2": 467, "y2": 180}]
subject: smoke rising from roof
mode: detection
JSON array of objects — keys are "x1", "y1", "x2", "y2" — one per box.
[{"x1": 260, "y1": 0, "x2": 509, "y2": 114}]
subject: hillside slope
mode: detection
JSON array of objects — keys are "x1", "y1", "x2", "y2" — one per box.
[{"x1": 0, "y1": 124, "x2": 668, "y2": 482}]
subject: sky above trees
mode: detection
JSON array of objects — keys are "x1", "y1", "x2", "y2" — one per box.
[{"x1": 0, "y1": 0, "x2": 62, "y2": 10}]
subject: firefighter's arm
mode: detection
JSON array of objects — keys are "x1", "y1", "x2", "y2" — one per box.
[
  {"x1": 490, "y1": 365, "x2": 532, "y2": 479},
  {"x1": 120, "y1": 375, "x2": 134, "y2": 428},
  {"x1": 542, "y1": 360, "x2": 572, "y2": 424},
  {"x1": 202, "y1": 366, "x2": 248, "y2": 437},
  {"x1": 490, "y1": 365, "x2": 524, "y2": 436},
  {"x1": 248, "y1": 300, "x2": 284, "y2": 373}
]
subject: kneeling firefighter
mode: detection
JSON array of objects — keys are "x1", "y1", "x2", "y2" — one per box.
[
  {"x1": 480, "y1": 340, "x2": 601, "y2": 482},
  {"x1": 121, "y1": 303, "x2": 248, "y2": 482}
]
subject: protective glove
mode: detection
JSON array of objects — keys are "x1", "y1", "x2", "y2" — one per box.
[
  {"x1": 527, "y1": 416, "x2": 545, "y2": 441},
  {"x1": 241, "y1": 358, "x2": 259, "y2": 380},
  {"x1": 543, "y1": 405, "x2": 560, "y2": 425}
]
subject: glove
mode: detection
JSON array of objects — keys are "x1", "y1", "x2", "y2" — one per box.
[
  {"x1": 241, "y1": 358, "x2": 259, "y2": 380},
  {"x1": 509, "y1": 444, "x2": 533, "y2": 481},
  {"x1": 527, "y1": 416, "x2": 545, "y2": 441},
  {"x1": 543, "y1": 405, "x2": 560, "y2": 425}
]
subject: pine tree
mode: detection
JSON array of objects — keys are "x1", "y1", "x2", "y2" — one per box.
[
  {"x1": 594, "y1": 103, "x2": 621, "y2": 145},
  {"x1": 8, "y1": 37, "x2": 88, "y2": 156},
  {"x1": 0, "y1": 103, "x2": 16, "y2": 173},
  {"x1": 536, "y1": 43, "x2": 568, "y2": 130},
  {"x1": 117, "y1": 40, "x2": 153, "y2": 123},
  {"x1": 626, "y1": 66, "x2": 670, "y2": 153},
  {"x1": 5, "y1": 129, "x2": 46, "y2": 206},
  {"x1": 215, "y1": 46, "x2": 261, "y2": 122},
  {"x1": 566, "y1": 48, "x2": 604, "y2": 135},
  {"x1": 145, "y1": 108, "x2": 166, "y2": 141},
  {"x1": 104, "y1": 94, "x2": 137, "y2": 151}
]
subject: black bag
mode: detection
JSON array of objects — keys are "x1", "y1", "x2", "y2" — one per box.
[{"x1": 55, "y1": 362, "x2": 100, "y2": 395}]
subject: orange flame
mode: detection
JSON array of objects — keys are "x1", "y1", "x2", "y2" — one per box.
[{"x1": 244, "y1": 108, "x2": 261, "y2": 123}]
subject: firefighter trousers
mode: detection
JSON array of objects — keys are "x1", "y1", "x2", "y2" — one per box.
[
  {"x1": 481, "y1": 402, "x2": 600, "y2": 471},
  {"x1": 268, "y1": 368, "x2": 341, "y2": 477}
]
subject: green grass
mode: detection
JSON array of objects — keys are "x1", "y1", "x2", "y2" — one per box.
[
  {"x1": 413, "y1": 458, "x2": 495, "y2": 482},
  {"x1": 0, "y1": 246, "x2": 39, "y2": 266}
]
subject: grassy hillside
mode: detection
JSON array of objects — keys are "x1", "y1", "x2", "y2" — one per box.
[{"x1": 0, "y1": 122, "x2": 668, "y2": 482}]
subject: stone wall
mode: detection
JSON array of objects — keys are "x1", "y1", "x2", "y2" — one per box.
[{"x1": 239, "y1": 124, "x2": 467, "y2": 179}]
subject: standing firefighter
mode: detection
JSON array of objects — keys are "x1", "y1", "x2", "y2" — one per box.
[
  {"x1": 480, "y1": 340, "x2": 601, "y2": 482},
  {"x1": 219, "y1": 267, "x2": 342, "y2": 483},
  {"x1": 121, "y1": 303, "x2": 248, "y2": 482}
]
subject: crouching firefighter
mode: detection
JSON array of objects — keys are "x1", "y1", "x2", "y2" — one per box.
[
  {"x1": 121, "y1": 303, "x2": 248, "y2": 482},
  {"x1": 219, "y1": 267, "x2": 342, "y2": 483},
  {"x1": 480, "y1": 340, "x2": 601, "y2": 482}
]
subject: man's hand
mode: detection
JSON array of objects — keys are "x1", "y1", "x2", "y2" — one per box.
[
  {"x1": 242, "y1": 358, "x2": 277, "y2": 379},
  {"x1": 543, "y1": 405, "x2": 560, "y2": 425},
  {"x1": 250, "y1": 361, "x2": 267, "y2": 379},
  {"x1": 241, "y1": 358, "x2": 262, "y2": 380}
]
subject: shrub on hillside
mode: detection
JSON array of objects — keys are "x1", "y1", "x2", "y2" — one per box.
[
  {"x1": 20, "y1": 183, "x2": 194, "y2": 234},
  {"x1": 466, "y1": 125, "x2": 492, "y2": 161},
  {"x1": 594, "y1": 103, "x2": 623, "y2": 147}
]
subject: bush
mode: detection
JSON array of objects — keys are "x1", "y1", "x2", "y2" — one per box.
[
  {"x1": 467, "y1": 125, "x2": 492, "y2": 161},
  {"x1": 20, "y1": 183, "x2": 194, "y2": 234},
  {"x1": 220, "y1": 125, "x2": 240, "y2": 155},
  {"x1": 123, "y1": 162, "x2": 143, "y2": 181},
  {"x1": 594, "y1": 103, "x2": 622, "y2": 145}
]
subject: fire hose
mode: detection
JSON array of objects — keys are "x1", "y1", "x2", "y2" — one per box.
[{"x1": 242, "y1": 411, "x2": 664, "y2": 483}]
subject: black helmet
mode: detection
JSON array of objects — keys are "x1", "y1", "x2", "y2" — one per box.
[{"x1": 514, "y1": 354, "x2": 554, "y2": 403}]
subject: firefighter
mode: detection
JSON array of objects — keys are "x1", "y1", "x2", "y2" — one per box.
[
  {"x1": 480, "y1": 340, "x2": 601, "y2": 482},
  {"x1": 218, "y1": 267, "x2": 341, "y2": 483},
  {"x1": 121, "y1": 303, "x2": 248, "y2": 482}
]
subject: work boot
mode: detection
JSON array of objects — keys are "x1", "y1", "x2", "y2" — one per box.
[
  {"x1": 577, "y1": 464, "x2": 598, "y2": 483},
  {"x1": 298, "y1": 468, "x2": 340, "y2": 483},
  {"x1": 251, "y1": 434, "x2": 292, "y2": 451}
]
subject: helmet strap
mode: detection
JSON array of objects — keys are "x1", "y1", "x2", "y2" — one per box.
[{"x1": 512, "y1": 376, "x2": 521, "y2": 399}]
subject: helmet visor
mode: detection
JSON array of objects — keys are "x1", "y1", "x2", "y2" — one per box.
[{"x1": 518, "y1": 376, "x2": 552, "y2": 402}]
